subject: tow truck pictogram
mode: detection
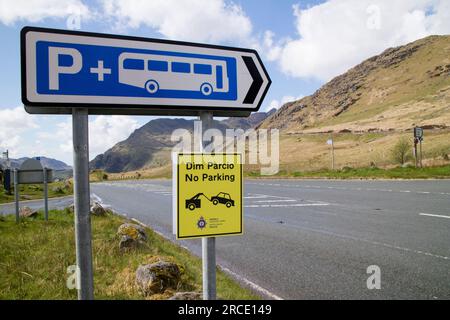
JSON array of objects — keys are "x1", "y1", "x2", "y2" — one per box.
[{"x1": 185, "y1": 192, "x2": 235, "y2": 211}]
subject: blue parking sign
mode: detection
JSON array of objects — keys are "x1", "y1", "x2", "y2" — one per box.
[{"x1": 21, "y1": 27, "x2": 271, "y2": 116}]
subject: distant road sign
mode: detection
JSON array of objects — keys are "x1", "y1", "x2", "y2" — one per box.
[
  {"x1": 414, "y1": 127, "x2": 424, "y2": 140},
  {"x1": 21, "y1": 27, "x2": 271, "y2": 117},
  {"x1": 173, "y1": 153, "x2": 243, "y2": 239},
  {"x1": 15, "y1": 159, "x2": 53, "y2": 184}
]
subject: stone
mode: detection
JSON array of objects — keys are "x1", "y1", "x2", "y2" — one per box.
[
  {"x1": 117, "y1": 223, "x2": 147, "y2": 241},
  {"x1": 19, "y1": 206, "x2": 38, "y2": 218},
  {"x1": 117, "y1": 223, "x2": 147, "y2": 250},
  {"x1": 51, "y1": 186, "x2": 65, "y2": 194},
  {"x1": 90, "y1": 202, "x2": 108, "y2": 216},
  {"x1": 135, "y1": 261, "x2": 181, "y2": 296},
  {"x1": 119, "y1": 235, "x2": 138, "y2": 250},
  {"x1": 168, "y1": 292, "x2": 202, "y2": 300}
]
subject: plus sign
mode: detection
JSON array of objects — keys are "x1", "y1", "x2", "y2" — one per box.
[{"x1": 90, "y1": 60, "x2": 111, "y2": 81}]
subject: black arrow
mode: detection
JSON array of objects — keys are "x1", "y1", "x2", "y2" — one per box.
[{"x1": 242, "y1": 56, "x2": 263, "y2": 104}]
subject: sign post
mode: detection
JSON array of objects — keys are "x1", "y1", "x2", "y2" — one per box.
[
  {"x1": 174, "y1": 150, "x2": 243, "y2": 299},
  {"x1": 200, "y1": 112, "x2": 216, "y2": 300},
  {"x1": 414, "y1": 127, "x2": 424, "y2": 168},
  {"x1": 43, "y1": 168, "x2": 48, "y2": 221},
  {"x1": 14, "y1": 169, "x2": 19, "y2": 223},
  {"x1": 72, "y1": 108, "x2": 94, "y2": 300},
  {"x1": 22, "y1": 26, "x2": 269, "y2": 300},
  {"x1": 327, "y1": 138, "x2": 335, "y2": 170}
]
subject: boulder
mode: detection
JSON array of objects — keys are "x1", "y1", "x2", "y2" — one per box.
[
  {"x1": 169, "y1": 292, "x2": 202, "y2": 300},
  {"x1": 19, "y1": 206, "x2": 38, "y2": 218},
  {"x1": 117, "y1": 223, "x2": 147, "y2": 250},
  {"x1": 51, "y1": 186, "x2": 65, "y2": 194},
  {"x1": 90, "y1": 202, "x2": 108, "y2": 216},
  {"x1": 118, "y1": 223, "x2": 147, "y2": 241},
  {"x1": 135, "y1": 261, "x2": 181, "y2": 296}
]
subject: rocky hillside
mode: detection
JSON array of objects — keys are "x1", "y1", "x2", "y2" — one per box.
[
  {"x1": 260, "y1": 35, "x2": 450, "y2": 133},
  {"x1": 90, "y1": 110, "x2": 274, "y2": 173}
]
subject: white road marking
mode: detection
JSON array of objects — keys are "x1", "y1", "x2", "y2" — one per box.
[
  {"x1": 244, "y1": 195, "x2": 269, "y2": 199},
  {"x1": 247, "y1": 182, "x2": 450, "y2": 197},
  {"x1": 245, "y1": 203, "x2": 329, "y2": 208},
  {"x1": 252, "y1": 199, "x2": 297, "y2": 203},
  {"x1": 419, "y1": 213, "x2": 450, "y2": 219},
  {"x1": 219, "y1": 266, "x2": 283, "y2": 300}
]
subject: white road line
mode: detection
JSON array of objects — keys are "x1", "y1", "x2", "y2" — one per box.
[
  {"x1": 419, "y1": 213, "x2": 450, "y2": 219},
  {"x1": 245, "y1": 203, "x2": 329, "y2": 208},
  {"x1": 248, "y1": 182, "x2": 450, "y2": 196},
  {"x1": 219, "y1": 266, "x2": 283, "y2": 300},
  {"x1": 244, "y1": 196, "x2": 269, "y2": 199},
  {"x1": 252, "y1": 199, "x2": 297, "y2": 203}
]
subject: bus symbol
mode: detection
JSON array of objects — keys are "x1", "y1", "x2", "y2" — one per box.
[{"x1": 118, "y1": 52, "x2": 230, "y2": 96}]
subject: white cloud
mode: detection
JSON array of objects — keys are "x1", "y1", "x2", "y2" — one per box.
[
  {"x1": 0, "y1": 0, "x2": 90, "y2": 25},
  {"x1": 88, "y1": 116, "x2": 139, "y2": 158},
  {"x1": 264, "y1": 95, "x2": 304, "y2": 112},
  {"x1": 54, "y1": 115, "x2": 140, "y2": 161},
  {"x1": 0, "y1": 106, "x2": 39, "y2": 157},
  {"x1": 102, "y1": 0, "x2": 252, "y2": 43},
  {"x1": 272, "y1": 0, "x2": 450, "y2": 81}
]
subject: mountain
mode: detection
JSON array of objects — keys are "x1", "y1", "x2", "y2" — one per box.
[
  {"x1": 0, "y1": 156, "x2": 71, "y2": 170},
  {"x1": 222, "y1": 108, "x2": 277, "y2": 130},
  {"x1": 90, "y1": 111, "x2": 274, "y2": 173},
  {"x1": 259, "y1": 35, "x2": 450, "y2": 133},
  {"x1": 254, "y1": 35, "x2": 450, "y2": 172},
  {"x1": 91, "y1": 35, "x2": 450, "y2": 174}
]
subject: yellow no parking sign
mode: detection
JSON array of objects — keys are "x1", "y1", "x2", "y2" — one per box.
[{"x1": 173, "y1": 153, "x2": 243, "y2": 239}]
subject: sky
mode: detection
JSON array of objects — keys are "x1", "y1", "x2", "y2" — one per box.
[{"x1": 0, "y1": 0, "x2": 449, "y2": 165}]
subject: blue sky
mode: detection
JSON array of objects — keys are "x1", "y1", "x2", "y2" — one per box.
[{"x1": 1, "y1": 0, "x2": 449, "y2": 165}]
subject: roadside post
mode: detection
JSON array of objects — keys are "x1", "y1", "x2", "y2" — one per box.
[
  {"x1": 43, "y1": 167, "x2": 48, "y2": 221},
  {"x1": 21, "y1": 26, "x2": 270, "y2": 300},
  {"x1": 72, "y1": 108, "x2": 94, "y2": 300},
  {"x1": 14, "y1": 169, "x2": 19, "y2": 223},
  {"x1": 200, "y1": 111, "x2": 216, "y2": 300},
  {"x1": 414, "y1": 127, "x2": 424, "y2": 168},
  {"x1": 327, "y1": 138, "x2": 335, "y2": 170}
]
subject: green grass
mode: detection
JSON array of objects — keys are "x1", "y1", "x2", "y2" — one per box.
[
  {"x1": 0, "y1": 210, "x2": 258, "y2": 300},
  {"x1": 246, "y1": 165, "x2": 450, "y2": 180},
  {"x1": 0, "y1": 181, "x2": 73, "y2": 204}
]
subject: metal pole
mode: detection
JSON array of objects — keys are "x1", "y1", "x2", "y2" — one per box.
[
  {"x1": 331, "y1": 140, "x2": 335, "y2": 170},
  {"x1": 414, "y1": 139, "x2": 418, "y2": 168},
  {"x1": 419, "y1": 140, "x2": 423, "y2": 168},
  {"x1": 199, "y1": 111, "x2": 216, "y2": 300},
  {"x1": 72, "y1": 108, "x2": 94, "y2": 300},
  {"x1": 43, "y1": 168, "x2": 48, "y2": 221},
  {"x1": 14, "y1": 169, "x2": 19, "y2": 223}
]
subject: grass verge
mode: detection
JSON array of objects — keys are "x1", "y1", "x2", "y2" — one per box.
[
  {"x1": 0, "y1": 181, "x2": 73, "y2": 204},
  {"x1": 0, "y1": 209, "x2": 258, "y2": 300}
]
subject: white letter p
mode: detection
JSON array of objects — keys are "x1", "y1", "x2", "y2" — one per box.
[{"x1": 49, "y1": 47, "x2": 82, "y2": 90}]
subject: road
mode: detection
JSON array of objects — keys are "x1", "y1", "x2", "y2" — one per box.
[{"x1": 2, "y1": 179, "x2": 450, "y2": 299}]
